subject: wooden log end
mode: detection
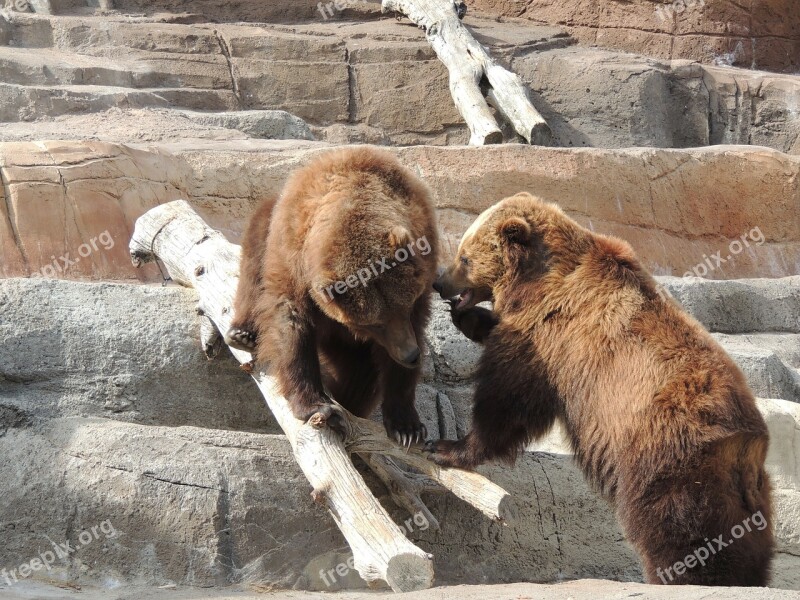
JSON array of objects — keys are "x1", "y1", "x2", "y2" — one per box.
[
  {"x1": 385, "y1": 552, "x2": 434, "y2": 592},
  {"x1": 528, "y1": 121, "x2": 554, "y2": 147},
  {"x1": 470, "y1": 130, "x2": 503, "y2": 146}
]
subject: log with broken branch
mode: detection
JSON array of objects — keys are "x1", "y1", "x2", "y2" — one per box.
[
  {"x1": 129, "y1": 200, "x2": 516, "y2": 592},
  {"x1": 382, "y1": 0, "x2": 552, "y2": 146}
]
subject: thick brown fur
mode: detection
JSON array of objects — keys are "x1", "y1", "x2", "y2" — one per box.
[
  {"x1": 429, "y1": 192, "x2": 774, "y2": 586},
  {"x1": 226, "y1": 148, "x2": 439, "y2": 443}
]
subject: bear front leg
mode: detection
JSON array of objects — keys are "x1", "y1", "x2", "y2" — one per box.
[
  {"x1": 267, "y1": 299, "x2": 349, "y2": 438},
  {"x1": 225, "y1": 197, "x2": 276, "y2": 352},
  {"x1": 447, "y1": 301, "x2": 499, "y2": 345},
  {"x1": 378, "y1": 353, "x2": 426, "y2": 447},
  {"x1": 426, "y1": 342, "x2": 558, "y2": 469}
]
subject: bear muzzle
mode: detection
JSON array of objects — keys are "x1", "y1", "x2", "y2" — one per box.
[{"x1": 383, "y1": 320, "x2": 422, "y2": 369}]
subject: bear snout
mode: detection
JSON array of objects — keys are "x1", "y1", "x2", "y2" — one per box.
[
  {"x1": 432, "y1": 266, "x2": 447, "y2": 295},
  {"x1": 433, "y1": 267, "x2": 463, "y2": 299},
  {"x1": 402, "y1": 346, "x2": 421, "y2": 367}
]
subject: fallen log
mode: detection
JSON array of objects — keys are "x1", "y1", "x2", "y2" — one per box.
[
  {"x1": 383, "y1": 0, "x2": 552, "y2": 146},
  {"x1": 129, "y1": 199, "x2": 515, "y2": 592}
]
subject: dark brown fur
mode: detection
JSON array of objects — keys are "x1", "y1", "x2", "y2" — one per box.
[
  {"x1": 429, "y1": 192, "x2": 774, "y2": 586},
  {"x1": 226, "y1": 148, "x2": 439, "y2": 442}
]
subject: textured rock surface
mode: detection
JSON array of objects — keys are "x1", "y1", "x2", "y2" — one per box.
[
  {"x1": 0, "y1": 11, "x2": 797, "y2": 151},
  {"x1": 512, "y1": 49, "x2": 800, "y2": 152},
  {"x1": 1, "y1": 141, "x2": 799, "y2": 283},
  {"x1": 0, "y1": 108, "x2": 316, "y2": 143},
  {"x1": 7, "y1": 579, "x2": 800, "y2": 600},
  {"x1": 466, "y1": 0, "x2": 800, "y2": 74},
  {"x1": 0, "y1": 418, "x2": 638, "y2": 590},
  {"x1": 1, "y1": 277, "x2": 799, "y2": 591},
  {"x1": 22, "y1": 0, "x2": 800, "y2": 75},
  {"x1": 0, "y1": 279, "x2": 275, "y2": 432},
  {"x1": 662, "y1": 276, "x2": 800, "y2": 334},
  {"x1": 0, "y1": 1, "x2": 799, "y2": 596}
]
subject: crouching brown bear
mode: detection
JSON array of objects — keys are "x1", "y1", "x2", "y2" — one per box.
[
  {"x1": 225, "y1": 148, "x2": 439, "y2": 444},
  {"x1": 428, "y1": 192, "x2": 774, "y2": 586}
]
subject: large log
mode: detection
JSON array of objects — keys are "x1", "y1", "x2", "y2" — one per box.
[
  {"x1": 128, "y1": 200, "x2": 515, "y2": 592},
  {"x1": 383, "y1": 0, "x2": 552, "y2": 146}
]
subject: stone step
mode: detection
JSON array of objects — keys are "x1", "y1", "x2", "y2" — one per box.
[
  {"x1": 0, "y1": 108, "x2": 315, "y2": 143},
  {"x1": 660, "y1": 276, "x2": 800, "y2": 334},
  {"x1": 0, "y1": 82, "x2": 239, "y2": 121},
  {"x1": 467, "y1": 0, "x2": 800, "y2": 75},
  {"x1": 0, "y1": 416, "x2": 638, "y2": 590},
  {"x1": 0, "y1": 278, "x2": 277, "y2": 434},
  {"x1": 0, "y1": 399, "x2": 796, "y2": 591},
  {"x1": 1, "y1": 407, "x2": 797, "y2": 591},
  {"x1": 4, "y1": 12, "x2": 224, "y2": 54},
  {"x1": 1, "y1": 12, "x2": 798, "y2": 151},
  {"x1": 713, "y1": 334, "x2": 800, "y2": 403},
  {"x1": 0, "y1": 46, "x2": 232, "y2": 90},
  {"x1": 514, "y1": 48, "x2": 800, "y2": 153},
  {"x1": 1, "y1": 276, "x2": 797, "y2": 448}
]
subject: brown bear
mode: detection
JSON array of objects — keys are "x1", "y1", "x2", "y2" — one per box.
[
  {"x1": 428, "y1": 192, "x2": 774, "y2": 586},
  {"x1": 225, "y1": 148, "x2": 439, "y2": 444}
]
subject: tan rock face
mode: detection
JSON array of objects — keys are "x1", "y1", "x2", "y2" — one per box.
[
  {"x1": 0, "y1": 140, "x2": 798, "y2": 283},
  {"x1": 467, "y1": 0, "x2": 800, "y2": 74},
  {"x1": 1, "y1": 12, "x2": 798, "y2": 152}
]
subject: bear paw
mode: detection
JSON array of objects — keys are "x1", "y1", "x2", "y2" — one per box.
[
  {"x1": 424, "y1": 439, "x2": 476, "y2": 470},
  {"x1": 447, "y1": 300, "x2": 498, "y2": 344},
  {"x1": 383, "y1": 411, "x2": 427, "y2": 448},
  {"x1": 224, "y1": 326, "x2": 257, "y2": 352},
  {"x1": 303, "y1": 402, "x2": 352, "y2": 440}
]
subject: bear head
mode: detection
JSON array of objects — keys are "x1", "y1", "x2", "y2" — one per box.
[
  {"x1": 310, "y1": 222, "x2": 438, "y2": 369},
  {"x1": 434, "y1": 192, "x2": 585, "y2": 308}
]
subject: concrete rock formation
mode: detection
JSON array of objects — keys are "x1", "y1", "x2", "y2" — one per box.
[
  {"x1": 0, "y1": 11, "x2": 798, "y2": 150},
  {"x1": 1, "y1": 277, "x2": 800, "y2": 591},
  {"x1": 1, "y1": 0, "x2": 799, "y2": 596},
  {"x1": 1, "y1": 141, "x2": 799, "y2": 282},
  {"x1": 466, "y1": 0, "x2": 800, "y2": 74}
]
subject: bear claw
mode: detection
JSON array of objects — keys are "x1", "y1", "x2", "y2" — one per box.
[
  {"x1": 225, "y1": 326, "x2": 257, "y2": 352},
  {"x1": 384, "y1": 415, "x2": 427, "y2": 449},
  {"x1": 392, "y1": 425, "x2": 427, "y2": 449}
]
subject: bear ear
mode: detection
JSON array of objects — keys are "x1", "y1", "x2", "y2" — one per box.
[
  {"x1": 388, "y1": 226, "x2": 413, "y2": 251},
  {"x1": 497, "y1": 217, "x2": 531, "y2": 246}
]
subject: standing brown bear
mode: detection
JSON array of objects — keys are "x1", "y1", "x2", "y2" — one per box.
[
  {"x1": 225, "y1": 148, "x2": 439, "y2": 443},
  {"x1": 429, "y1": 192, "x2": 774, "y2": 586}
]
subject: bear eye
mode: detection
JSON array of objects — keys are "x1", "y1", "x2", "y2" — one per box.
[{"x1": 460, "y1": 256, "x2": 470, "y2": 267}]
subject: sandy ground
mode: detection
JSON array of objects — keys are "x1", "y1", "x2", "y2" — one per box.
[{"x1": 2, "y1": 580, "x2": 800, "y2": 600}]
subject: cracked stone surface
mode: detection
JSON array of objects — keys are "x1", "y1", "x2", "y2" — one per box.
[
  {"x1": 0, "y1": 1, "x2": 799, "y2": 596},
  {"x1": 0, "y1": 277, "x2": 799, "y2": 591},
  {"x1": 466, "y1": 0, "x2": 800, "y2": 74},
  {"x1": 1, "y1": 141, "x2": 799, "y2": 283},
  {"x1": 0, "y1": 10, "x2": 797, "y2": 150}
]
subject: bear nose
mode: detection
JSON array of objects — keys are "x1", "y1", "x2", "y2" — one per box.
[
  {"x1": 432, "y1": 267, "x2": 446, "y2": 294},
  {"x1": 403, "y1": 346, "x2": 421, "y2": 367}
]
